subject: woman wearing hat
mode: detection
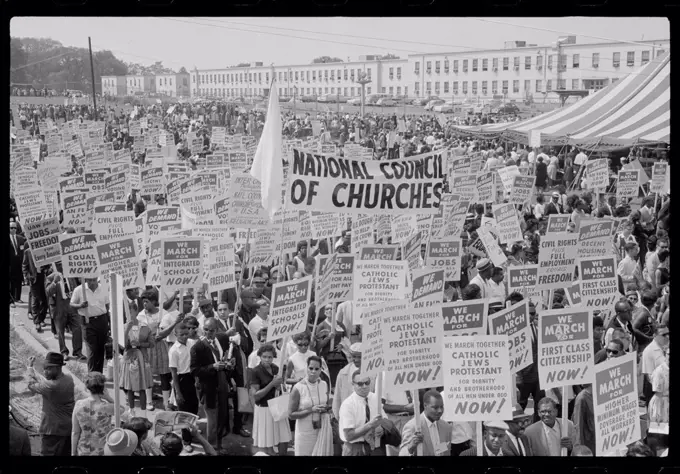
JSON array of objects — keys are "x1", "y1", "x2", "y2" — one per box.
[{"x1": 103, "y1": 428, "x2": 138, "y2": 456}]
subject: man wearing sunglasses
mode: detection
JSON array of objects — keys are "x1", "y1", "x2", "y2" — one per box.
[
  {"x1": 605, "y1": 339, "x2": 626, "y2": 361},
  {"x1": 338, "y1": 371, "x2": 387, "y2": 456},
  {"x1": 9, "y1": 219, "x2": 27, "y2": 304}
]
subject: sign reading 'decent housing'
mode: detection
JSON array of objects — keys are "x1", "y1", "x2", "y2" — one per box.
[{"x1": 289, "y1": 149, "x2": 444, "y2": 214}]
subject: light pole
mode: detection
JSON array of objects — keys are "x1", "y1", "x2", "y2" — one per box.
[{"x1": 357, "y1": 71, "x2": 371, "y2": 117}]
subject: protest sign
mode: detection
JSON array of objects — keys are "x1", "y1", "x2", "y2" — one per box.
[
  {"x1": 617, "y1": 170, "x2": 640, "y2": 199},
  {"x1": 449, "y1": 174, "x2": 477, "y2": 203},
  {"x1": 226, "y1": 174, "x2": 272, "y2": 228},
  {"x1": 145, "y1": 207, "x2": 180, "y2": 244},
  {"x1": 538, "y1": 308, "x2": 594, "y2": 389},
  {"x1": 141, "y1": 167, "x2": 166, "y2": 195},
  {"x1": 622, "y1": 159, "x2": 649, "y2": 185},
  {"x1": 578, "y1": 256, "x2": 619, "y2": 312},
  {"x1": 92, "y1": 205, "x2": 136, "y2": 242},
  {"x1": 586, "y1": 159, "x2": 609, "y2": 189},
  {"x1": 476, "y1": 171, "x2": 495, "y2": 203},
  {"x1": 105, "y1": 171, "x2": 130, "y2": 201},
  {"x1": 536, "y1": 233, "x2": 578, "y2": 290},
  {"x1": 145, "y1": 239, "x2": 162, "y2": 286},
  {"x1": 272, "y1": 209, "x2": 301, "y2": 256},
  {"x1": 351, "y1": 214, "x2": 374, "y2": 253},
  {"x1": 497, "y1": 165, "x2": 521, "y2": 193},
  {"x1": 510, "y1": 175, "x2": 535, "y2": 205},
  {"x1": 546, "y1": 214, "x2": 571, "y2": 234},
  {"x1": 59, "y1": 233, "x2": 99, "y2": 278},
  {"x1": 593, "y1": 352, "x2": 641, "y2": 456},
  {"x1": 13, "y1": 167, "x2": 39, "y2": 190},
  {"x1": 135, "y1": 216, "x2": 145, "y2": 261},
  {"x1": 62, "y1": 192, "x2": 88, "y2": 229},
  {"x1": 650, "y1": 162, "x2": 668, "y2": 194},
  {"x1": 327, "y1": 254, "x2": 354, "y2": 303},
  {"x1": 289, "y1": 149, "x2": 443, "y2": 214},
  {"x1": 425, "y1": 237, "x2": 461, "y2": 281},
  {"x1": 564, "y1": 280, "x2": 583, "y2": 307},
  {"x1": 354, "y1": 260, "x2": 409, "y2": 323},
  {"x1": 489, "y1": 300, "x2": 533, "y2": 373},
  {"x1": 23, "y1": 216, "x2": 62, "y2": 267},
  {"x1": 411, "y1": 268, "x2": 444, "y2": 309},
  {"x1": 382, "y1": 301, "x2": 443, "y2": 390},
  {"x1": 402, "y1": 231, "x2": 423, "y2": 273},
  {"x1": 375, "y1": 214, "x2": 391, "y2": 243},
  {"x1": 451, "y1": 156, "x2": 471, "y2": 175},
  {"x1": 492, "y1": 203, "x2": 523, "y2": 244},
  {"x1": 390, "y1": 214, "x2": 418, "y2": 244},
  {"x1": 506, "y1": 264, "x2": 542, "y2": 306},
  {"x1": 208, "y1": 238, "x2": 236, "y2": 293},
  {"x1": 14, "y1": 187, "x2": 49, "y2": 225},
  {"x1": 309, "y1": 211, "x2": 342, "y2": 239},
  {"x1": 359, "y1": 244, "x2": 399, "y2": 261},
  {"x1": 267, "y1": 276, "x2": 313, "y2": 342},
  {"x1": 96, "y1": 237, "x2": 143, "y2": 290},
  {"x1": 84, "y1": 170, "x2": 107, "y2": 193},
  {"x1": 59, "y1": 176, "x2": 85, "y2": 194},
  {"x1": 416, "y1": 214, "x2": 433, "y2": 243},
  {"x1": 577, "y1": 220, "x2": 616, "y2": 259},
  {"x1": 442, "y1": 335, "x2": 513, "y2": 421},
  {"x1": 436, "y1": 198, "x2": 468, "y2": 241},
  {"x1": 477, "y1": 226, "x2": 506, "y2": 268},
  {"x1": 441, "y1": 299, "x2": 488, "y2": 337},
  {"x1": 361, "y1": 300, "x2": 409, "y2": 378},
  {"x1": 161, "y1": 237, "x2": 204, "y2": 290},
  {"x1": 248, "y1": 228, "x2": 278, "y2": 268}
]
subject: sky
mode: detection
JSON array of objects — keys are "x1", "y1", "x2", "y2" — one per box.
[{"x1": 10, "y1": 17, "x2": 669, "y2": 70}]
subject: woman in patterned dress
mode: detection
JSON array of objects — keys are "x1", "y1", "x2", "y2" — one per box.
[
  {"x1": 649, "y1": 349, "x2": 670, "y2": 423},
  {"x1": 120, "y1": 303, "x2": 154, "y2": 417},
  {"x1": 71, "y1": 372, "x2": 118, "y2": 456},
  {"x1": 138, "y1": 288, "x2": 179, "y2": 411}
]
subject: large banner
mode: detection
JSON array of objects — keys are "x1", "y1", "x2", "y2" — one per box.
[
  {"x1": 578, "y1": 256, "x2": 619, "y2": 312},
  {"x1": 208, "y1": 238, "x2": 237, "y2": 292},
  {"x1": 489, "y1": 300, "x2": 533, "y2": 373},
  {"x1": 593, "y1": 352, "x2": 641, "y2": 456},
  {"x1": 267, "y1": 276, "x2": 313, "y2": 342},
  {"x1": 354, "y1": 260, "x2": 409, "y2": 323},
  {"x1": 441, "y1": 299, "x2": 488, "y2": 337},
  {"x1": 538, "y1": 308, "x2": 594, "y2": 390},
  {"x1": 289, "y1": 149, "x2": 444, "y2": 214},
  {"x1": 382, "y1": 301, "x2": 443, "y2": 390},
  {"x1": 442, "y1": 335, "x2": 514, "y2": 422},
  {"x1": 59, "y1": 233, "x2": 99, "y2": 278},
  {"x1": 24, "y1": 216, "x2": 62, "y2": 268},
  {"x1": 160, "y1": 237, "x2": 204, "y2": 290},
  {"x1": 536, "y1": 233, "x2": 578, "y2": 290}
]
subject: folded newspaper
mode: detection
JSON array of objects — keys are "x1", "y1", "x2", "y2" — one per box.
[{"x1": 153, "y1": 411, "x2": 199, "y2": 437}]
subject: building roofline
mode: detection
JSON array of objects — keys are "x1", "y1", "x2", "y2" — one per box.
[{"x1": 192, "y1": 58, "x2": 408, "y2": 73}]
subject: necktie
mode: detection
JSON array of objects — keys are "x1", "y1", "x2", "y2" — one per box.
[
  {"x1": 406, "y1": 391, "x2": 413, "y2": 404},
  {"x1": 12, "y1": 236, "x2": 17, "y2": 254},
  {"x1": 365, "y1": 397, "x2": 370, "y2": 423},
  {"x1": 531, "y1": 323, "x2": 537, "y2": 343},
  {"x1": 209, "y1": 339, "x2": 220, "y2": 362}
]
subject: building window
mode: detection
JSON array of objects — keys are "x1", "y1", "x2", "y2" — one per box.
[
  {"x1": 366, "y1": 87, "x2": 371, "y2": 94},
  {"x1": 525, "y1": 56, "x2": 531, "y2": 70},
  {"x1": 435, "y1": 61, "x2": 440, "y2": 73},
  {"x1": 463, "y1": 60, "x2": 468, "y2": 72},
  {"x1": 170, "y1": 78, "x2": 173, "y2": 86},
  {"x1": 558, "y1": 79, "x2": 566, "y2": 90},
  {"x1": 657, "y1": 49, "x2": 666, "y2": 57},
  {"x1": 482, "y1": 80, "x2": 487, "y2": 93},
  {"x1": 472, "y1": 59, "x2": 478, "y2": 72},
  {"x1": 592, "y1": 53, "x2": 599, "y2": 68},
  {"x1": 388, "y1": 86, "x2": 393, "y2": 95},
  {"x1": 395, "y1": 86, "x2": 400, "y2": 95},
  {"x1": 472, "y1": 81, "x2": 477, "y2": 94},
  {"x1": 536, "y1": 80, "x2": 542, "y2": 92},
  {"x1": 547, "y1": 55, "x2": 553, "y2": 69},
  {"x1": 444, "y1": 61, "x2": 449, "y2": 74},
  {"x1": 452, "y1": 81, "x2": 458, "y2": 94},
  {"x1": 444, "y1": 82, "x2": 449, "y2": 93},
  {"x1": 415, "y1": 82, "x2": 420, "y2": 93},
  {"x1": 426, "y1": 82, "x2": 432, "y2": 92},
  {"x1": 380, "y1": 87, "x2": 385, "y2": 93},
  {"x1": 415, "y1": 61, "x2": 420, "y2": 73},
  {"x1": 513, "y1": 57, "x2": 520, "y2": 70},
  {"x1": 524, "y1": 80, "x2": 530, "y2": 91},
  {"x1": 572, "y1": 79, "x2": 579, "y2": 89},
  {"x1": 572, "y1": 54, "x2": 580, "y2": 69},
  {"x1": 453, "y1": 60, "x2": 459, "y2": 73},
  {"x1": 324, "y1": 70, "x2": 328, "y2": 79},
  {"x1": 503, "y1": 58, "x2": 509, "y2": 71},
  {"x1": 492, "y1": 58, "x2": 498, "y2": 70},
  {"x1": 547, "y1": 80, "x2": 552, "y2": 91},
  {"x1": 613, "y1": 52, "x2": 621, "y2": 67},
  {"x1": 502, "y1": 80, "x2": 508, "y2": 94},
  {"x1": 367, "y1": 68, "x2": 372, "y2": 78},
  {"x1": 330, "y1": 71, "x2": 334, "y2": 80},
  {"x1": 641, "y1": 51, "x2": 650, "y2": 65},
  {"x1": 344, "y1": 70, "x2": 348, "y2": 80},
  {"x1": 482, "y1": 59, "x2": 488, "y2": 71},
  {"x1": 312, "y1": 71, "x2": 316, "y2": 81},
  {"x1": 536, "y1": 55, "x2": 543, "y2": 68},
  {"x1": 612, "y1": 78, "x2": 619, "y2": 84},
  {"x1": 325, "y1": 87, "x2": 329, "y2": 93},
  {"x1": 627, "y1": 51, "x2": 635, "y2": 66},
  {"x1": 559, "y1": 54, "x2": 567, "y2": 71},
  {"x1": 435, "y1": 82, "x2": 440, "y2": 94},
  {"x1": 397, "y1": 67, "x2": 402, "y2": 78},
  {"x1": 404, "y1": 86, "x2": 408, "y2": 96},
  {"x1": 492, "y1": 81, "x2": 498, "y2": 94},
  {"x1": 462, "y1": 81, "x2": 468, "y2": 94},
  {"x1": 426, "y1": 61, "x2": 432, "y2": 73},
  {"x1": 513, "y1": 80, "x2": 519, "y2": 93}
]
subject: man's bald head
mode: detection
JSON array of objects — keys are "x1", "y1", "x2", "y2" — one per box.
[{"x1": 614, "y1": 301, "x2": 632, "y2": 321}]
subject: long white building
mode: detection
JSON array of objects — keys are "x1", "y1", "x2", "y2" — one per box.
[{"x1": 190, "y1": 37, "x2": 669, "y2": 102}]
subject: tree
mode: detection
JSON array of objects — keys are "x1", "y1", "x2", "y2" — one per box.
[
  {"x1": 380, "y1": 53, "x2": 400, "y2": 60},
  {"x1": 125, "y1": 60, "x2": 175, "y2": 75},
  {"x1": 312, "y1": 56, "x2": 343, "y2": 64},
  {"x1": 10, "y1": 38, "x2": 28, "y2": 85},
  {"x1": 237, "y1": 62, "x2": 250, "y2": 67},
  {"x1": 178, "y1": 66, "x2": 188, "y2": 74}
]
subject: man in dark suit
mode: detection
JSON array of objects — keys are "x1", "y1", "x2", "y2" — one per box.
[
  {"x1": 460, "y1": 421, "x2": 515, "y2": 456},
  {"x1": 604, "y1": 301, "x2": 645, "y2": 354},
  {"x1": 544, "y1": 192, "x2": 564, "y2": 216},
  {"x1": 45, "y1": 263, "x2": 84, "y2": 361},
  {"x1": 523, "y1": 397, "x2": 578, "y2": 457},
  {"x1": 516, "y1": 302, "x2": 545, "y2": 423},
  {"x1": 190, "y1": 317, "x2": 237, "y2": 453},
  {"x1": 9, "y1": 220, "x2": 26, "y2": 303},
  {"x1": 23, "y1": 247, "x2": 48, "y2": 332},
  {"x1": 503, "y1": 404, "x2": 533, "y2": 456}
]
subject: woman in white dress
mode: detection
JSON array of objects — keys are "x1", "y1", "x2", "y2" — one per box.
[
  {"x1": 286, "y1": 332, "x2": 317, "y2": 386},
  {"x1": 648, "y1": 349, "x2": 669, "y2": 423},
  {"x1": 288, "y1": 355, "x2": 333, "y2": 456}
]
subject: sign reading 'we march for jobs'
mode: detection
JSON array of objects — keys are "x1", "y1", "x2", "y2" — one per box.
[
  {"x1": 538, "y1": 308, "x2": 594, "y2": 390},
  {"x1": 441, "y1": 299, "x2": 488, "y2": 337},
  {"x1": 489, "y1": 300, "x2": 533, "y2": 374},
  {"x1": 267, "y1": 276, "x2": 313, "y2": 342}
]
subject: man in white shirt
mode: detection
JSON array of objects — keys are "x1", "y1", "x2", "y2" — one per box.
[
  {"x1": 617, "y1": 242, "x2": 642, "y2": 286},
  {"x1": 339, "y1": 371, "x2": 386, "y2": 456},
  {"x1": 336, "y1": 300, "x2": 360, "y2": 343},
  {"x1": 333, "y1": 343, "x2": 373, "y2": 419},
  {"x1": 469, "y1": 258, "x2": 493, "y2": 299},
  {"x1": 488, "y1": 267, "x2": 506, "y2": 304},
  {"x1": 169, "y1": 323, "x2": 198, "y2": 415},
  {"x1": 641, "y1": 325, "x2": 669, "y2": 403},
  {"x1": 247, "y1": 303, "x2": 269, "y2": 353},
  {"x1": 70, "y1": 277, "x2": 110, "y2": 373},
  {"x1": 574, "y1": 149, "x2": 588, "y2": 168}
]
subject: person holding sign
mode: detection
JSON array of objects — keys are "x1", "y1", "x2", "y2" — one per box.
[
  {"x1": 523, "y1": 397, "x2": 578, "y2": 456},
  {"x1": 399, "y1": 390, "x2": 455, "y2": 457},
  {"x1": 460, "y1": 421, "x2": 512, "y2": 457},
  {"x1": 70, "y1": 277, "x2": 110, "y2": 374},
  {"x1": 338, "y1": 371, "x2": 387, "y2": 456},
  {"x1": 469, "y1": 258, "x2": 493, "y2": 299}
]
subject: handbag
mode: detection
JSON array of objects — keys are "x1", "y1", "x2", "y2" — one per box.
[
  {"x1": 237, "y1": 387, "x2": 253, "y2": 414},
  {"x1": 380, "y1": 418, "x2": 402, "y2": 447},
  {"x1": 330, "y1": 415, "x2": 341, "y2": 445},
  {"x1": 267, "y1": 389, "x2": 290, "y2": 422}
]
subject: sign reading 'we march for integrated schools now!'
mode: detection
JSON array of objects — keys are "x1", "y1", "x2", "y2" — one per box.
[{"x1": 160, "y1": 237, "x2": 204, "y2": 290}]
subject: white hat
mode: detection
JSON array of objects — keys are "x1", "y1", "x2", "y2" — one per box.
[
  {"x1": 349, "y1": 342, "x2": 362, "y2": 354},
  {"x1": 484, "y1": 420, "x2": 510, "y2": 431},
  {"x1": 476, "y1": 258, "x2": 493, "y2": 272},
  {"x1": 104, "y1": 428, "x2": 138, "y2": 456}
]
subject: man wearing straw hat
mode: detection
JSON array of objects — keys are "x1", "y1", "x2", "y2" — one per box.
[
  {"x1": 460, "y1": 421, "x2": 514, "y2": 456},
  {"x1": 503, "y1": 404, "x2": 533, "y2": 456},
  {"x1": 103, "y1": 428, "x2": 138, "y2": 456},
  {"x1": 26, "y1": 352, "x2": 75, "y2": 456}
]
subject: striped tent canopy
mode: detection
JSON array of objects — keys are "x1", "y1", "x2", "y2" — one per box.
[
  {"x1": 502, "y1": 52, "x2": 670, "y2": 149},
  {"x1": 449, "y1": 119, "x2": 519, "y2": 138}
]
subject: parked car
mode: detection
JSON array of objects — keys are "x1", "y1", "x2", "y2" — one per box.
[
  {"x1": 433, "y1": 100, "x2": 456, "y2": 113},
  {"x1": 279, "y1": 95, "x2": 292, "y2": 103},
  {"x1": 424, "y1": 99, "x2": 446, "y2": 111},
  {"x1": 376, "y1": 98, "x2": 396, "y2": 107},
  {"x1": 347, "y1": 97, "x2": 362, "y2": 105},
  {"x1": 415, "y1": 95, "x2": 440, "y2": 106},
  {"x1": 392, "y1": 95, "x2": 408, "y2": 104},
  {"x1": 300, "y1": 95, "x2": 317, "y2": 102},
  {"x1": 493, "y1": 103, "x2": 520, "y2": 115}
]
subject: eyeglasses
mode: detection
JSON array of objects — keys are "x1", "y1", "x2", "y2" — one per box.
[
  {"x1": 660, "y1": 333, "x2": 670, "y2": 339},
  {"x1": 354, "y1": 381, "x2": 370, "y2": 387},
  {"x1": 606, "y1": 348, "x2": 621, "y2": 355},
  {"x1": 538, "y1": 410, "x2": 555, "y2": 415},
  {"x1": 297, "y1": 342, "x2": 309, "y2": 347},
  {"x1": 10, "y1": 226, "x2": 17, "y2": 229}
]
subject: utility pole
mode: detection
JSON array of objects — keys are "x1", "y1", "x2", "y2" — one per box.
[
  {"x1": 88, "y1": 37, "x2": 98, "y2": 121},
  {"x1": 357, "y1": 71, "x2": 371, "y2": 117}
]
